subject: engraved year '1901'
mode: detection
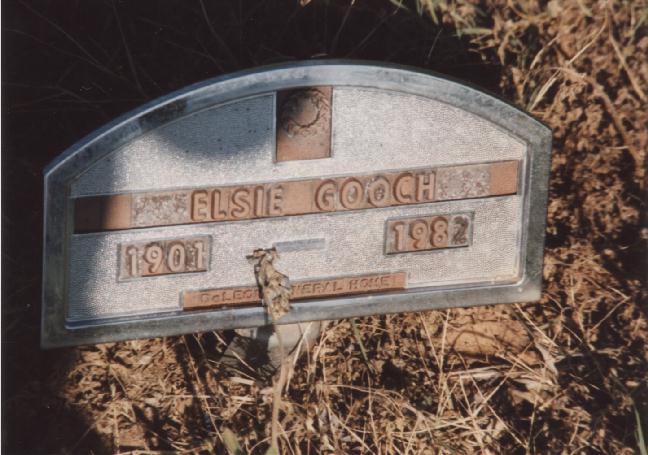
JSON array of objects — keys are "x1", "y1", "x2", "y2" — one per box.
[
  {"x1": 385, "y1": 212, "x2": 473, "y2": 254},
  {"x1": 119, "y1": 236, "x2": 210, "y2": 280}
]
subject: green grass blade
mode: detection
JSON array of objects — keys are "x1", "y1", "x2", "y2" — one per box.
[
  {"x1": 636, "y1": 407, "x2": 648, "y2": 455},
  {"x1": 351, "y1": 318, "x2": 374, "y2": 373},
  {"x1": 458, "y1": 27, "x2": 492, "y2": 36},
  {"x1": 222, "y1": 428, "x2": 245, "y2": 455}
]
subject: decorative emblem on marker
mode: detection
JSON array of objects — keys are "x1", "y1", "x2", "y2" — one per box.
[
  {"x1": 279, "y1": 88, "x2": 331, "y2": 138},
  {"x1": 276, "y1": 87, "x2": 332, "y2": 161},
  {"x1": 42, "y1": 62, "x2": 551, "y2": 347}
]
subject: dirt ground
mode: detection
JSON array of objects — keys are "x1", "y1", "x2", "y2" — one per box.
[{"x1": 2, "y1": 0, "x2": 647, "y2": 453}]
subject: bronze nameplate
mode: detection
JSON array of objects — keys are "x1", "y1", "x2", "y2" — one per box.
[
  {"x1": 75, "y1": 160, "x2": 518, "y2": 233},
  {"x1": 118, "y1": 236, "x2": 210, "y2": 281},
  {"x1": 183, "y1": 272, "x2": 407, "y2": 310},
  {"x1": 385, "y1": 212, "x2": 473, "y2": 254}
]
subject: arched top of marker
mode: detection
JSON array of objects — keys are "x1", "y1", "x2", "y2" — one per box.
[{"x1": 46, "y1": 61, "x2": 549, "y2": 179}]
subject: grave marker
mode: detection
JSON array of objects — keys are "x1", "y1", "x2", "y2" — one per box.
[{"x1": 42, "y1": 61, "x2": 551, "y2": 347}]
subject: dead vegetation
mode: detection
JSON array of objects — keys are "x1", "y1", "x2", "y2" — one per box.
[{"x1": 3, "y1": 0, "x2": 647, "y2": 453}]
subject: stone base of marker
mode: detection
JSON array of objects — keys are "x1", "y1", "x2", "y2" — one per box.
[{"x1": 222, "y1": 322, "x2": 324, "y2": 370}]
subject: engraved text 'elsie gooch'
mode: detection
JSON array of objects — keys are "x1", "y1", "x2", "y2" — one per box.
[{"x1": 74, "y1": 160, "x2": 519, "y2": 233}]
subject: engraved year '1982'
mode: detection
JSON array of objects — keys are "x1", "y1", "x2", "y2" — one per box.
[
  {"x1": 119, "y1": 236, "x2": 210, "y2": 280},
  {"x1": 385, "y1": 213, "x2": 473, "y2": 254}
]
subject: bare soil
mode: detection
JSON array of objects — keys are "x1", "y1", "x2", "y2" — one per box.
[{"x1": 2, "y1": 0, "x2": 647, "y2": 453}]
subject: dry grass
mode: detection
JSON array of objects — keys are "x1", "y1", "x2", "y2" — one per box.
[{"x1": 3, "y1": 0, "x2": 647, "y2": 453}]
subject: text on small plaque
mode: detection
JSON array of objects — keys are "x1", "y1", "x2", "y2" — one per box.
[
  {"x1": 119, "y1": 236, "x2": 210, "y2": 280},
  {"x1": 385, "y1": 212, "x2": 473, "y2": 254},
  {"x1": 183, "y1": 272, "x2": 406, "y2": 310}
]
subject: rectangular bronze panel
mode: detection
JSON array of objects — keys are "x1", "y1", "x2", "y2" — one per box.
[
  {"x1": 385, "y1": 212, "x2": 473, "y2": 254},
  {"x1": 75, "y1": 194, "x2": 131, "y2": 233},
  {"x1": 74, "y1": 160, "x2": 519, "y2": 233},
  {"x1": 489, "y1": 160, "x2": 520, "y2": 196},
  {"x1": 276, "y1": 87, "x2": 332, "y2": 161},
  {"x1": 119, "y1": 236, "x2": 210, "y2": 281},
  {"x1": 183, "y1": 272, "x2": 406, "y2": 310}
]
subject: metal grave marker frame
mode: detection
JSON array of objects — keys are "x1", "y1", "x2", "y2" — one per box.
[{"x1": 42, "y1": 61, "x2": 552, "y2": 348}]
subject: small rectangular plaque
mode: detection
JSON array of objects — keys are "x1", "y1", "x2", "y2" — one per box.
[
  {"x1": 183, "y1": 272, "x2": 406, "y2": 310},
  {"x1": 276, "y1": 87, "x2": 332, "y2": 161},
  {"x1": 118, "y1": 236, "x2": 210, "y2": 280},
  {"x1": 385, "y1": 212, "x2": 473, "y2": 254}
]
